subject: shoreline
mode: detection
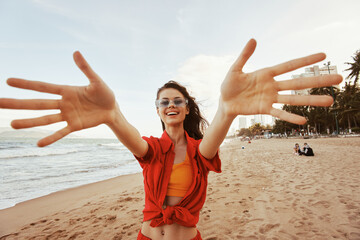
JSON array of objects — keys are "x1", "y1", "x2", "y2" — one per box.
[
  {"x1": 0, "y1": 173, "x2": 144, "y2": 237},
  {"x1": 1, "y1": 137, "x2": 359, "y2": 239}
]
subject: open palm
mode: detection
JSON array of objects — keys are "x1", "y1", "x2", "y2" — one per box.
[
  {"x1": 220, "y1": 39, "x2": 343, "y2": 124},
  {"x1": 0, "y1": 52, "x2": 116, "y2": 147}
]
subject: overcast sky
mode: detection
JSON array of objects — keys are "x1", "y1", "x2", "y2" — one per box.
[{"x1": 0, "y1": 0, "x2": 359, "y2": 139}]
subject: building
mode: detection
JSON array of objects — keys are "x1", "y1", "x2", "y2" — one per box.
[
  {"x1": 238, "y1": 116, "x2": 247, "y2": 129},
  {"x1": 291, "y1": 64, "x2": 338, "y2": 95},
  {"x1": 249, "y1": 114, "x2": 274, "y2": 127},
  {"x1": 254, "y1": 115, "x2": 266, "y2": 125}
]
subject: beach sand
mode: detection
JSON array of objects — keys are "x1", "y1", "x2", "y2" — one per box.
[{"x1": 1, "y1": 137, "x2": 359, "y2": 239}]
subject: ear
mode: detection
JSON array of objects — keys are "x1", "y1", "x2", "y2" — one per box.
[{"x1": 186, "y1": 106, "x2": 190, "y2": 115}]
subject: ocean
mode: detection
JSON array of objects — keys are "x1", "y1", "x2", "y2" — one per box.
[{"x1": 0, "y1": 137, "x2": 142, "y2": 210}]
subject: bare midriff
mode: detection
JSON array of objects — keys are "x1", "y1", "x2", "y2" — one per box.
[{"x1": 140, "y1": 196, "x2": 198, "y2": 240}]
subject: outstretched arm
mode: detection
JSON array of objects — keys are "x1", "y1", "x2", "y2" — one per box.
[
  {"x1": 0, "y1": 52, "x2": 148, "y2": 157},
  {"x1": 199, "y1": 39, "x2": 343, "y2": 159}
]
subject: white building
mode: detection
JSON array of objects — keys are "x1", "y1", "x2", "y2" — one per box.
[
  {"x1": 291, "y1": 64, "x2": 338, "y2": 95},
  {"x1": 238, "y1": 116, "x2": 247, "y2": 129}
]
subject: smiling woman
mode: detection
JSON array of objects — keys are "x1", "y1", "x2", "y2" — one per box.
[
  {"x1": 0, "y1": 39, "x2": 343, "y2": 239},
  {"x1": 156, "y1": 81, "x2": 208, "y2": 141}
]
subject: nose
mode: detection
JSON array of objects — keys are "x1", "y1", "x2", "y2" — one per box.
[{"x1": 168, "y1": 100, "x2": 176, "y2": 108}]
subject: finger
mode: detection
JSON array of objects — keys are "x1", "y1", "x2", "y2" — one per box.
[
  {"x1": 277, "y1": 95, "x2": 334, "y2": 106},
  {"x1": 276, "y1": 74, "x2": 343, "y2": 91},
  {"x1": 270, "y1": 108, "x2": 307, "y2": 125},
  {"x1": 7, "y1": 78, "x2": 63, "y2": 95},
  {"x1": 232, "y1": 38, "x2": 257, "y2": 72},
  {"x1": 269, "y1": 53, "x2": 326, "y2": 76},
  {"x1": 11, "y1": 113, "x2": 63, "y2": 129},
  {"x1": 0, "y1": 98, "x2": 60, "y2": 110},
  {"x1": 37, "y1": 126, "x2": 72, "y2": 147},
  {"x1": 73, "y1": 51, "x2": 101, "y2": 84}
]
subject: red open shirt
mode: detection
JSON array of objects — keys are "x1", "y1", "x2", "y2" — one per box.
[{"x1": 134, "y1": 131, "x2": 221, "y2": 228}]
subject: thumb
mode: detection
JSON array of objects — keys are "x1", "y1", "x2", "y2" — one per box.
[
  {"x1": 232, "y1": 38, "x2": 257, "y2": 72},
  {"x1": 73, "y1": 51, "x2": 101, "y2": 84}
]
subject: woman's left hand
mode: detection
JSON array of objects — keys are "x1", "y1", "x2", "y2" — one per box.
[{"x1": 220, "y1": 39, "x2": 343, "y2": 124}]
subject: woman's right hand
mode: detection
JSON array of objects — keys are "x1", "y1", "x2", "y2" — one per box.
[{"x1": 0, "y1": 51, "x2": 118, "y2": 147}]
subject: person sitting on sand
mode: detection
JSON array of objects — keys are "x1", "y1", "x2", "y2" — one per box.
[
  {"x1": 294, "y1": 143, "x2": 302, "y2": 155},
  {"x1": 0, "y1": 39, "x2": 341, "y2": 240},
  {"x1": 302, "y1": 143, "x2": 315, "y2": 156}
]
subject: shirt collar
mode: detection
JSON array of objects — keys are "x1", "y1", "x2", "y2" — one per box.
[
  {"x1": 159, "y1": 131, "x2": 173, "y2": 153},
  {"x1": 159, "y1": 130, "x2": 197, "y2": 154}
]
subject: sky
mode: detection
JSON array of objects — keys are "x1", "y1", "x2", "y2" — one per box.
[{"x1": 0, "y1": 0, "x2": 359, "y2": 139}]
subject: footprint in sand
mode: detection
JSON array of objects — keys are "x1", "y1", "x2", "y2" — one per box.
[
  {"x1": 346, "y1": 203, "x2": 358, "y2": 210},
  {"x1": 46, "y1": 229, "x2": 67, "y2": 239},
  {"x1": 295, "y1": 184, "x2": 312, "y2": 190},
  {"x1": 349, "y1": 232, "x2": 360, "y2": 239},
  {"x1": 277, "y1": 229, "x2": 299, "y2": 239},
  {"x1": 0, "y1": 233, "x2": 20, "y2": 239},
  {"x1": 238, "y1": 199, "x2": 248, "y2": 206},
  {"x1": 68, "y1": 231, "x2": 86, "y2": 240},
  {"x1": 204, "y1": 237, "x2": 218, "y2": 240},
  {"x1": 90, "y1": 207, "x2": 100, "y2": 213},
  {"x1": 258, "y1": 223, "x2": 280, "y2": 234},
  {"x1": 104, "y1": 214, "x2": 117, "y2": 222},
  {"x1": 110, "y1": 205, "x2": 124, "y2": 211},
  {"x1": 318, "y1": 213, "x2": 331, "y2": 223},
  {"x1": 312, "y1": 200, "x2": 331, "y2": 208}
]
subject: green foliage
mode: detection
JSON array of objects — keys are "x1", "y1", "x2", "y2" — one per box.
[
  {"x1": 249, "y1": 123, "x2": 265, "y2": 135},
  {"x1": 345, "y1": 49, "x2": 360, "y2": 86},
  {"x1": 272, "y1": 119, "x2": 297, "y2": 134},
  {"x1": 272, "y1": 50, "x2": 360, "y2": 134},
  {"x1": 351, "y1": 127, "x2": 360, "y2": 133},
  {"x1": 238, "y1": 128, "x2": 252, "y2": 137},
  {"x1": 334, "y1": 81, "x2": 360, "y2": 130}
]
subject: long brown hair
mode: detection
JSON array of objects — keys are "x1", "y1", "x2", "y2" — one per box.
[{"x1": 156, "y1": 80, "x2": 208, "y2": 140}]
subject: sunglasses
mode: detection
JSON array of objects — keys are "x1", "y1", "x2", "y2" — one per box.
[{"x1": 155, "y1": 98, "x2": 188, "y2": 108}]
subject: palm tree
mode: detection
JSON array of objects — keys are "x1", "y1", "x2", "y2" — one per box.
[
  {"x1": 334, "y1": 82, "x2": 360, "y2": 131},
  {"x1": 345, "y1": 50, "x2": 360, "y2": 87},
  {"x1": 272, "y1": 119, "x2": 297, "y2": 134},
  {"x1": 281, "y1": 105, "x2": 309, "y2": 134},
  {"x1": 309, "y1": 87, "x2": 339, "y2": 133}
]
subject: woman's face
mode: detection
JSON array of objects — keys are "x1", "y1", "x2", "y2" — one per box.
[{"x1": 157, "y1": 88, "x2": 189, "y2": 128}]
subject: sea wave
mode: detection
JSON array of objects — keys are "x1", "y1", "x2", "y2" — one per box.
[
  {"x1": 0, "y1": 149, "x2": 84, "y2": 160},
  {"x1": 97, "y1": 142, "x2": 127, "y2": 150},
  {"x1": 0, "y1": 137, "x2": 142, "y2": 210}
]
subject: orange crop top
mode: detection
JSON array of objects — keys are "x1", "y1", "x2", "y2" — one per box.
[{"x1": 166, "y1": 153, "x2": 193, "y2": 197}]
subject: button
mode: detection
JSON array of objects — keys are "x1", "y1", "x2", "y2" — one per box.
[{"x1": 162, "y1": 204, "x2": 166, "y2": 209}]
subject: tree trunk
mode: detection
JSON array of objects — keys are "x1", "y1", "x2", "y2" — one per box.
[{"x1": 348, "y1": 115, "x2": 352, "y2": 131}]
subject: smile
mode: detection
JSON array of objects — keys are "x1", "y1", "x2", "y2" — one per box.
[{"x1": 166, "y1": 111, "x2": 179, "y2": 116}]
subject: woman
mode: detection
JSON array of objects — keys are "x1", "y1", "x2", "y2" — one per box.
[
  {"x1": 0, "y1": 39, "x2": 342, "y2": 239},
  {"x1": 294, "y1": 143, "x2": 301, "y2": 155},
  {"x1": 136, "y1": 80, "x2": 220, "y2": 239}
]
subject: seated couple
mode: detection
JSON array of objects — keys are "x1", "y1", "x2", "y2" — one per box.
[{"x1": 294, "y1": 143, "x2": 314, "y2": 156}]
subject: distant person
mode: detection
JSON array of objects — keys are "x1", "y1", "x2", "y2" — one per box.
[
  {"x1": 294, "y1": 143, "x2": 302, "y2": 155},
  {"x1": 302, "y1": 143, "x2": 314, "y2": 156},
  {"x1": 0, "y1": 39, "x2": 339, "y2": 239}
]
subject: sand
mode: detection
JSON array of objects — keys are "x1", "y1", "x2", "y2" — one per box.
[{"x1": 0, "y1": 137, "x2": 359, "y2": 240}]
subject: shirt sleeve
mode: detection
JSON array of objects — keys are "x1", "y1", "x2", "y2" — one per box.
[
  {"x1": 133, "y1": 136, "x2": 156, "y2": 168},
  {"x1": 196, "y1": 145, "x2": 222, "y2": 173}
]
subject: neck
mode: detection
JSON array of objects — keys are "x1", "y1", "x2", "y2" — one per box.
[{"x1": 165, "y1": 126, "x2": 186, "y2": 146}]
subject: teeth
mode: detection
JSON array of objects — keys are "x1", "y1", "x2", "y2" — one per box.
[{"x1": 167, "y1": 112, "x2": 178, "y2": 116}]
